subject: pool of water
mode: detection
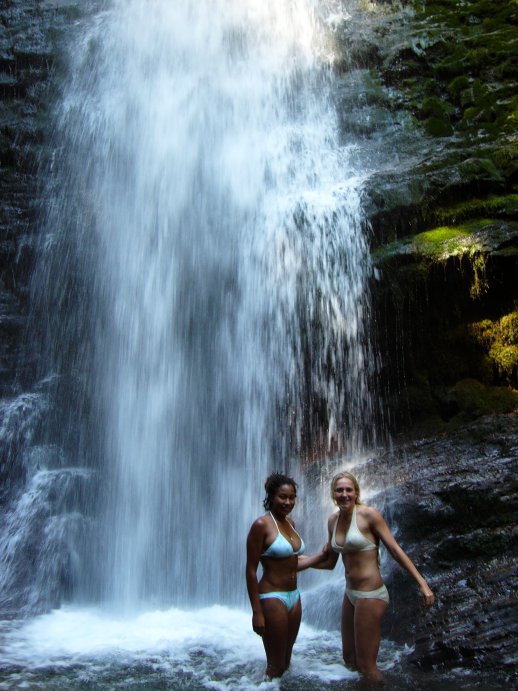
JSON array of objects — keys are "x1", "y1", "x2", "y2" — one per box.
[{"x1": 0, "y1": 604, "x2": 508, "y2": 690}]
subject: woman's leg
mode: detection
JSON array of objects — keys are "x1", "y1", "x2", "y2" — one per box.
[
  {"x1": 341, "y1": 593, "x2": 357, "y2": 670},
  {"x1": 353, "y1": 598, "x2": 388, "y2": 682},
  {"x1": 284, "y1": 596, "x2": 302, "y2": 670},
  {"x1": 260, "y1": 597, "x2": 291, "y2": 678}
]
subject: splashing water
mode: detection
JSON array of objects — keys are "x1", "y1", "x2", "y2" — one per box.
[
  {"x1": 13, "y1": 0, "x2": 376, "y2": 611},
  {"x1": 2, "y1": 0, "x2": 378, "y2": 629}
]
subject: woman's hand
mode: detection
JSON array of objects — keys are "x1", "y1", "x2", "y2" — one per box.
[
  {"x1": 252, "y1": 611, "x2": 266, "y2": 636},
  {"x1": 420, "y1": 583, "x2": 435, "y2": 606},
  {"x1": 321, "y1": 543, "x2": 330, "y2": 559}
]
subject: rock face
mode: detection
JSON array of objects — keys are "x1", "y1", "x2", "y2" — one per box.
[
  {"x1": 335, "y1": 0, "x2": 518, "y2": 434},
  {"x1": 0, "y1": 0, "x2": 48, "y2": 395},
  {"x1": 358, "y1": 413, "x2": 518, "y2": 682},
  {"x1": 0, "y1": 1, "x2": 94, "y2": 395}
]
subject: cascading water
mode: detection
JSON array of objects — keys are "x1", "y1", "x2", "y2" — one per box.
[
  {"x1": 0, "y1": 0, "x2": 388, "y2": 687},
  {"x1": 11, "y1": 0, "x2": 376, "y2": 612}
]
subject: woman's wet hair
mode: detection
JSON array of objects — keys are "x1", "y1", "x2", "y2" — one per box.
[
  {"x1": 330, "y1": 471, "x2": 362, "y2": 505},
  {"x1": 263, "y1": 472, "x2": 297, "y2": 510}
]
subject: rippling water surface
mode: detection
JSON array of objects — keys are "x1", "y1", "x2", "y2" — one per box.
[{"x1": 0, "y1": 602, "x2": 505, "y2": 690}]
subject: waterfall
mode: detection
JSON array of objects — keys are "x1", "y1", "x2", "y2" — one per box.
[{"x1": 1, "y1": 0, "x2": 378, "y2": 614}]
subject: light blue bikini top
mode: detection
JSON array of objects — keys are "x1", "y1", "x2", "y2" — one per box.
[
  {"x1": 331, "y1": 506, "x2": 377, "y2": 554},
  {"x1": 261, "y1": 512, "x2": 305, "y2": 558}
]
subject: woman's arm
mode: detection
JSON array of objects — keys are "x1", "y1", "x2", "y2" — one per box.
[
  {"x1": 246, "y1": 519, "x2": 267, "y2": 636},
  {"x1": 298, "y1": 514, "x2": 339, "y2": 571},
  {"x1": 297, "y1": 546, "x2": 329, "y2": 571},
  {"x1": 369, "y1": 508, "x2": 435, "y2": 606}
]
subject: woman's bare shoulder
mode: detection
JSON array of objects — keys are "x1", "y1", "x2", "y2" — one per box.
[
  {"x1": 253, "y1": 513, "x2": 271, "y2": 526},
  {"x1": 357, "y1": 504, "x2": 383, "y2": 521},
  {"x1": 249, "y1": 513, "x2": 270, "y2": 533},
  {"x1": 327, "y1": 509, "x2": 339, "y2": 526}
]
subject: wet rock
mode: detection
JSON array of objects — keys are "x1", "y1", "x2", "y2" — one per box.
[{"x1": 358, "y1": 413, "x2": 518, "y2": 678}]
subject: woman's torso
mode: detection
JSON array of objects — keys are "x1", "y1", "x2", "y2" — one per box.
[
  {"x1": 332, "y1": 506, "x2": 383, "y2": 591},
  {"x1": 259, "y1": 513, "x2": 304, "y2": 593}
]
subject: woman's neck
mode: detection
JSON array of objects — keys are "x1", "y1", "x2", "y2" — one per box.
[
  {"x1": 270, "y1": 510, "x2": 290, "y2": 523},
  {"x1": 339, "y1": 505, "x2": 354, "y2": 518}
]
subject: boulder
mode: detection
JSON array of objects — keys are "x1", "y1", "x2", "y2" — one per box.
[{"x1": 358, "y1": 412, "x2": 518, "y2": 678}]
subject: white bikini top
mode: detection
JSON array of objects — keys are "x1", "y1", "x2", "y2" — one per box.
[{"x1": 331, "y1": 506, "x2": 377, "y2": 554}]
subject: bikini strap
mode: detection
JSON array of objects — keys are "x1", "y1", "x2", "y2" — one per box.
[
  {"x1": 269, "y1": 511, "x2": 280, "y2": 533},
  {"x1": 332, "y1": 511, "x2": 340, "y2": 539}
]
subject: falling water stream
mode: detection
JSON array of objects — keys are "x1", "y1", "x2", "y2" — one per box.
[
  {"x1": 0, "y1": 1, "x2": 498, "y2": 688},
  {"x1": 22, "y1": 0, "x2": 377, "y2": 612}
]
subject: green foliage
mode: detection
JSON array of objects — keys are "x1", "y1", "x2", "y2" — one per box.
[
  {"x1": 451, "y1": 378, "x2": 518, "y2": 416},
  {"x1": 469, "y1": 311, "x2": 518, "y2": 382}
]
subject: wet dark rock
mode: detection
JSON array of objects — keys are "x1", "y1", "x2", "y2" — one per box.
[
  {"x1": 346, "y1": 1, "x2": 518, "y2": 438},
  {"x1": 357, "y1": 412, "x2": 518, "y2": 678}
]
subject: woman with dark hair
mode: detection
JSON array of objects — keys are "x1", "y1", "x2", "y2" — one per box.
[
  {"x1": 314, "y1": 471, "x2": 435, "y2": 682},
  {"x1": 245, "y1": 472, "x2": 324, "y2": 679}
]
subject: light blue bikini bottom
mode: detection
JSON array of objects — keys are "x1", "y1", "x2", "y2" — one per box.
[{"x1": 259, "y1": 588, "x2": 300, "y2": 612}]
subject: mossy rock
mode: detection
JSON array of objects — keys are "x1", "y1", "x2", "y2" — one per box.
[
  {"x1": 457, "y1": 157, "x2": 504, "y2": 183},
  {"x1": 489, "y1": 344, "x2": 518, "y2": 376},
  {"x1": 448, "y1": 75, "x2": 470, "y2": 101},
  {"x1": 499, "y1": 312, "x2": 518, "y2": 344},
  {"x1": 469, "y1": 310, "x2": 518, "y2": 383},
  {"x1": 373, "y1": 216, "x2": 518, "y2": 271},
  {"x1": 436, "y1": 194, "x2": 518, "y2": 224},
  {"x1": 382, "y1": 0, "x2": 518, "y2": 143},
  {"x1": 450, "y1": 378, "x2": 518, "y2": 418},
  {"x1": 409, "y1": 219, "x2": 507, "y2": 261},
  {"x1": 412, "y1": 226, "x2": 471, "y2": 259},
  {"x1": 424, "y1": 116, "x2": 454, "y2": 137}
]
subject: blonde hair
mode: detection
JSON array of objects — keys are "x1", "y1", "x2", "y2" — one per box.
[{"x1": 330, "y1": 471, "x2": 362, "y2": 505}]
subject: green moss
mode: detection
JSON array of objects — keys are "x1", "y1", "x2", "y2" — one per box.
[
  {"x1": 388, "y1": 0, "x2": 518, "y2": 142},
  {"x1": 436, "y1": 194, "x2": 518, "y2": 224},
  {"x1": 469, "y1": 311, "x2": 518, "y2": 383},
  {"x1": 373, "y1": 212, "x2": 515, "y2": 301},
  {"x1": 451, "y1": 378, "x2": 518, "y2": 417},
  {"x1": 421, "y1": 95, "x2": 455, "y2": 119},
  {"x1": 459, "y1": 80, "x2": 488, "y2": 108},
  {"x1": 457, "y1": 157, "x2": 503, "y2": 182},
  {"x1": 469, "y1": 319, "x2": 494, "y2": 347},
  {"x1": 493, "y1": 142, "x2": 518, "y2": 177},
  {"x1": 470, "y1": 252, "x2": 488, "y2": 299},
  {"x1": 423, "y1": 116, "x2": 454, "y2": 136},
  {"x1": 499, "y1": 312, "x2": 518, "y2": 345},
  {"x1": 489, "y1": 344, "x2": 518, "y2": 374},
  {"x1": 448, "y1": 75, "x2": 470, "y2": 101},
  {"x1": 411, "y1": 223, "x2": 489, "y2": 259}
]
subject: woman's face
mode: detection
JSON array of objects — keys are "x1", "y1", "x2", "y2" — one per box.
[
  {"x1": 333, "y1": 477, "x2": 358, "y2": 509},
  {"x1": 270, "y1": 484, "x2": 296, "y2": 518}
]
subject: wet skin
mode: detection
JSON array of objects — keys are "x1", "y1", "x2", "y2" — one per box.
[{"x1": 246, "y1": 484, "x2": 325, "y2": 678}]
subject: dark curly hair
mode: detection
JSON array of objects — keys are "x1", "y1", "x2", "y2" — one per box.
[{"x1": 263, "y1": 472, "x2": 297, "y2": 510}]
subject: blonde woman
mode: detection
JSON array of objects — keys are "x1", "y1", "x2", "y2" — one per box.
[{"x1": 309, "y1": 471, "x2": 434, "y2": 682}]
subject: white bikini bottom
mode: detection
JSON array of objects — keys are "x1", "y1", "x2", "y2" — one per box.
[{"x1": 345, "y1": 584, "x2": 390, "y2": 607}]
